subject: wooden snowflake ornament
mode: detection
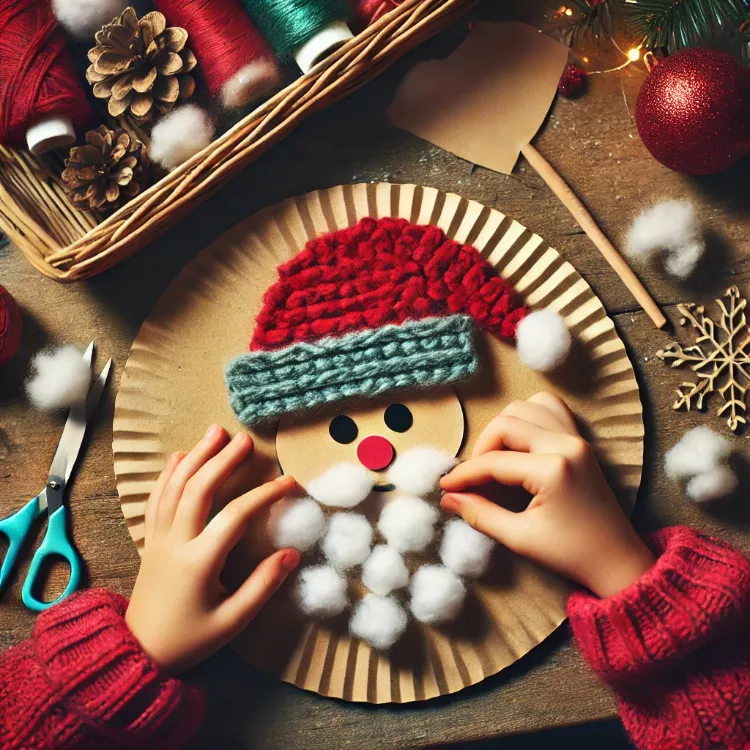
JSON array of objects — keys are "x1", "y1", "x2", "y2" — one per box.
[{"x1": 657, "y1": 286, "x2": 750, "y2": 432}]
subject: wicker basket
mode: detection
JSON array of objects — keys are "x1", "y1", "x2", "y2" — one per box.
[{"x1": 0, "y1": 0, "x2": 477, "y2": 281}]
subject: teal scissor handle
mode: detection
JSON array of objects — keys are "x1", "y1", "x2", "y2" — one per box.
[
  {"x1": 0, "y1": 496, "x2": 44, "y2": 596},
  {"x1": 22, "y1": 506, "x2": 82, "y2": 613}
]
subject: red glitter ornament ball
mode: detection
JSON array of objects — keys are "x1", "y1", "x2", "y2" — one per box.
[
  {"x1": 635, "y1": 48, "x2": 750, "y2": 176},
  {"x1": 558, "y1": 64, "x2": 586, "y2": 98},
  {"x1": 0, "y1": 284, "x2": 22, "y2": 366}
]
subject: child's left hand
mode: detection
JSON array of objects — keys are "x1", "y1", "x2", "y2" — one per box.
[{"x1": 125, "y1": 425, "x2": 299, "y2": 674}]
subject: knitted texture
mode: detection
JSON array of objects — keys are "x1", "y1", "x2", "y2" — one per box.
[
  {"x1": 568, "y1": 526, "x2": 750, "y2": 750},
  {"x1": 227, "y1": 314, "x2": 477, "y2": 424},
  {"x1": 0, "y1": 588, "x2": 205, "y2": 749},
  {"x1": 0, "y1": 283, "x2": 22, "y2": 366},
  {"x1": 251, "y1": 217, "x2": 527, "y2": 351}
]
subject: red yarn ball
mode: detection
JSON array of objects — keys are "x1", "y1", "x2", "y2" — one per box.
[
  {"x1": 0, "y1": 284, "x2": 22, "y2": 366},
  {"x1": 635, "y1": 48, "x2": 750, "y2": 176},
  {"x1": 558, "y1": 64, "x2": 586, "y2": 98}
]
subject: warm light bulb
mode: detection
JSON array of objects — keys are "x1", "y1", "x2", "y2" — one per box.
[
  {"x1": 627, "y1": 47, "x2": 641, "y2": 62},
  {"x1": 565, "y1": 7, "x2": 573, "y2": 15}
]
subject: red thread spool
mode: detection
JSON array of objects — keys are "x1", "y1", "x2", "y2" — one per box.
[
  {"x1": 350, "y1": 0, "x2": 401, "y2": 26},
  {"x1": 0, "y1": 0, "x2": 91, "y2": 155},
  {"x1": 0, "y1": 284, "x2": 22, "y2": 366},
  {"x1": 154, "y1": 0, "x2": 282, "y2": 109}
]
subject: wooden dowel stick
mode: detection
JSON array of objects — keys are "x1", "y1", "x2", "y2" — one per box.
[{"x1": 521, "y1": 143, "x2": 666, "y2": 329}]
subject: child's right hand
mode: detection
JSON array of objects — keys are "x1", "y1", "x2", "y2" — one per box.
[{"x1": 440, "y1": 392, "x2": 655, "y2": 598}]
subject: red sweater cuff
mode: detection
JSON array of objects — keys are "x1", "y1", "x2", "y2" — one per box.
[
  {"x1": 33, "y1": 588, "x2": 205, "y2": 748},
  {"x1": 567, "y1": 527, "x2": 750, "y2": 687}
]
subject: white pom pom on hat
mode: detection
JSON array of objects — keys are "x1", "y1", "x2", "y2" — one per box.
[
  {"x1": 515, "y1": 309, "x2": 572, "y2": 372},
  {"x1": 387, "y1": 446, "x2": 457, "y2": 496},
  {"x1": 26, "y1": 345, "x2": 90, "y2": 410},
  {"x1": 52, "y1": 0, "x2": 129, "y2": 39},
  {"x1": 150, "y1": 105, "x2": 215, "y2": 171},
  {"x1": 349, "y1": 594, "x2": 408, "y2": 650},
  {"x1": 296, "y1": 565, "x2": 349, "y2": 618},
  {"x1": 267, "y1": 497, "x2": 326, "y2": 553},
  {"x1": 307, "y1": 462, "x2": 373, "y2": 508}
]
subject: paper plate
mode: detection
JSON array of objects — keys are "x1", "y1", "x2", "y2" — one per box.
[{"x1": 114, "y1": 183, "x2": 643, "y2": 703}]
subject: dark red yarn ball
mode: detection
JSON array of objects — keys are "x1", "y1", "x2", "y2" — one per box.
[
  {"x1": 0, "y1": 0, "x2": 91, "y2": 148},
  {"x1": 0, "y1": 284, "x2": 22, "y2": 366},
  {"x1": 558, "y1": 64, "x2": 586, "y2": 98},
  {"x1": 635, "y1": 48, "x2": 750, "y2": 176}
]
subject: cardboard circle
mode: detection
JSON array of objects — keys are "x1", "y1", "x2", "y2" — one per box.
[{"x1": 114, "y1": 183, "x2": 644, "y2": 704}]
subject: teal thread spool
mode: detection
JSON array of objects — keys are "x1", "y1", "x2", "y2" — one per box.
[{"x1": 241, "y1": 0, "x2": 354, "y2": 73}]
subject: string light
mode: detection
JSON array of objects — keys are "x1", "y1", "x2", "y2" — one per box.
[{"x1": 627, "y1": 47, "x2": 641, "y2": 61}]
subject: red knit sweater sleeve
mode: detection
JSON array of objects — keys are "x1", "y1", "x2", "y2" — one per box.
[
  {"x1": 568, "y1": 526, "x2": 750, "y2": 750},
  {"x1": 0, "y1": 588, "x2": 205, "y2": 750}
]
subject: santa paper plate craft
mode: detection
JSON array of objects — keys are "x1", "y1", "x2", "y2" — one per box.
[{"x1": 225, "y1": 216, "x2": 573, "y2": 651}]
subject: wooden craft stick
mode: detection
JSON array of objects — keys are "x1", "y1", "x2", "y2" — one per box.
[{"x1": 521, "y1": 143, "x2": 666, "y2": 329}]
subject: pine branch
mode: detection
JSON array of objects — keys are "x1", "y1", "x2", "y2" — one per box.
[
  {"x1": 562, "y1": 0, "x2": 621, "y2": 45},
  {"x1": 628, "y1": 0, "x2": 750, "y2": 52}
]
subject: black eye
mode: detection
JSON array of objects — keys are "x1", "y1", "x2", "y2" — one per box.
[
  {"x1": 329, "y1": 415, "x2": 358, "y2": 444},
  {"x1": 384, "y1": 403, "x2": 413, "y2": 433}
]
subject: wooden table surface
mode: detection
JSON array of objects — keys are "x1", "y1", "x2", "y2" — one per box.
[{"x1": 2, "y1": 3, "x2": 750, "y2": 748}]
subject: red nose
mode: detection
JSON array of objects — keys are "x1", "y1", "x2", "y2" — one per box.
[{"x1": 357, "y1": 435, "x2": 395, "y2": 471}]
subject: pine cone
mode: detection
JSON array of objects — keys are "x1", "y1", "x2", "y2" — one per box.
[
  {"x1": 86, "y1": 7, "x2": 197, "y2": 123},
  {"x1": 62, "y1": 126, "x2": 150, "y2": 213}
]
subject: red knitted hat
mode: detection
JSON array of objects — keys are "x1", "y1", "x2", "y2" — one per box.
[{"x1": 226, "y1": 217, "x2": 570, "y2": 424}]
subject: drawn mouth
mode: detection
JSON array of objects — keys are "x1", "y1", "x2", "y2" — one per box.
[{"x1": 373, "y1": 482, "x2": 395, "y2": 492}]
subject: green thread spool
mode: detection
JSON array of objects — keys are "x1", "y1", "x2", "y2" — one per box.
[{"x1": 241, "y1": 0, "x2": 354, "y2": 73}]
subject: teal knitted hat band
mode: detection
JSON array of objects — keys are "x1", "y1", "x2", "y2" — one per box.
[{"x1": 226, "y1": 315, "x2": 478, "y2": 425}]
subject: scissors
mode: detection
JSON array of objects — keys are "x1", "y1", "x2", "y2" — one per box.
[{"x1": 0, "y1": 342, "x2": 111, "y2": 612}]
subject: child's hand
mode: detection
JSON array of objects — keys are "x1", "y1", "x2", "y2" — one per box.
[
  {"x1": 440, "y1": 393, "x2": 655, "y2": 598},
  {"x1": 125, "y1": 425, "x2": 300, "y2": 674}
]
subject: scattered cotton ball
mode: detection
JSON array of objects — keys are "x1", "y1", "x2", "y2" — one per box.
[
  {"x1": 267, "y1": 497, "x2": 326, "y2": 553},
  {"x1": 349, "y1": 594, "x2": 408, "y2": 650},
  {"x1": 515, "y1": 309, "x2": 572, "y2": 372},
  {"x1": 307, "y1": 462, "x2": 373, "y2": 508},
  {"x1": 377, "y1": 495, "x2": 438, "y2": 554},
  {"x1": 625, "y1": 201, "x2": 704, "y2": 280},
  {"x1": 387, "y1": 446, "x2": 457, "y2": 496},
  {"x1": 686, "y1": 466, "x2": 738, "y2": 503},
  {"x1": 221, "y1": 59, "x2": 283, "y2": 108},
  {"x1": 664, "y1": 426, "x2": 732, "y2": 480},
  {"x1": 27, "y1": 346, "x2": 90, "y2": 410},
  {"x1": 296, "y1": 565, "x2": 349, "y2": 618},
  {"x1": 52, "y1": 0, "x2": 129, "y2": 38},
  {"x1": 322, "y1": 513, "x2": 373, "y2": 570},
  {"x1": 149, "y1": 106, "x2": 215, "y2": 171},
  {"x1": 362, "y1": 545, "x2": 409, "y2": 596},
  {"x1": 439, "y1": 519, "x2": 495, "y2": 578},
  {"x1": 410, "y1": 565, "x2": 466, "y2": 624}
]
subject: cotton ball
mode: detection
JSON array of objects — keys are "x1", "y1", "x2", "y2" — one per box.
[
  {"x1": 322, "y1": 513, "x2": 373, "y2": 570},
  {"x1": 387, "y1": 446, "x2": 457, "y2": 496},
  {"x1": 296, "y1": 565, "x2": 349, "y2": 618},
  {"x1": 686, "y1": 466, "x2": 738, "y2": 503},
  {"x1": 515, "y1": 309, "x2": 572, "y2": 372},
  {"x1": 362, "y1": 545, "x2": 409, "y2": 596},
  {"x1": 439, "y1": 519, "x2": 495, "y2": 578},
  {"x1": 625, "y1": 201, "x2": 704, "y2": 280},
  {"x1": 267, "y1": 497, "x2": 326, "y2": 553},
  {"x1": 377, "y1": 495, "x2": 438, "y2": 554},
  {"x1": 27, "y1": 346, "x2": 90, "y2": 410},
  {"x1": 410, "y1": 565, "x2": 466, "y2": 625},
  {"x1": 664, "y1": 426, "x2": 732, "y2": 480},
  {"x1": 52, "y1": 0, "x2": 129, "y2": 39},
  {"x1": 149, "y1": 106, "x2": 215, "y2": 171},
  {"x1": 307, "y1": 462, "x2": 372, "y2": 508},
  {"x1": 349, "y1": 594, "x2": 408, "y2": 650}
]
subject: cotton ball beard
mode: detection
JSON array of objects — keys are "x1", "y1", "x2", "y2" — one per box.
[
  {"x1": 52, "y1": 0, "x2": 129, "y2": 39},
  {"x1": 149, "y1": 106, "x2": 215, "y2": 171},
  {"x1": 27, "y1": 346, "x2": 90, "y2": 410},
  {"x1": 515, "y1": 309, "x2": 572, "y2": 372},
  {"x1": 626, "y1": 200, "x2": 704, "y2": 280},
  {"x1": 664, "y1": 426, "x2": 732, "y2": 480},
  {"x1": 296, "y1": 565, "x2": 349, "y2": 618},
  {"x1": 410, "y1": 565, "x2": 466, "y2": 624},
  {"x1": 440, "y1": 519, "x2": 495, "y2": 578},
  {"x1": 378, "y1": 495, "x2": 438, "y2": 554},
  {"x1": 387, "y1": 446, "x2": 457, "y2": 496},
  {"x1": 322, "y1": 513, "x2": 373, "y2": 570},
  {"x1": 267, "y1": 497, "x2": 326, "y2": 553},
  {"x1": 362, "y1": 545, "x2": 409, "y2": 596},
  {"x1": 307, "y1": 462, "x2": 373, "y2": 508},
  {"x1": 349, "y1": 594, "x2": 408, "y2": 650}
]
